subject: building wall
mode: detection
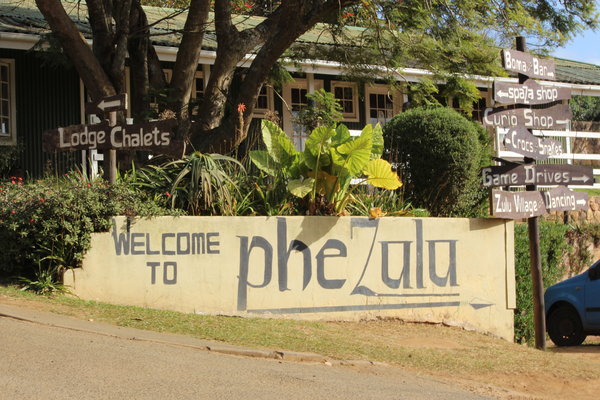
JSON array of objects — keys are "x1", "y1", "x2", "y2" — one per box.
[
  {"x1": 0, "y1": 49, "x2": 81, "y2": 177},
  {"x1": 64, "y1": 216, "x2": 517, "y2": 341}
]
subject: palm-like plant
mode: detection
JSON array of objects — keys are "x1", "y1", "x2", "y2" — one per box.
[
  {"x1": 250, "y1": 120, "x2": 401, "y2": 215},
  {"x1": 134, "y1": 152, "x2": 244, "y2": 215}
]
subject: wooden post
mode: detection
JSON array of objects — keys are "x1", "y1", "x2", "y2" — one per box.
[
  {"x1": 107, "y1": 111, "x2": 117, "y2": 184},
  {"x1": 517, "y1": 36, "x2": 546, "y2": 350}
]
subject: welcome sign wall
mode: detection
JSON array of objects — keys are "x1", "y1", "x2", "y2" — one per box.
[{"x1": 64, "y1": 216, "x2": 516, "y2": 341}]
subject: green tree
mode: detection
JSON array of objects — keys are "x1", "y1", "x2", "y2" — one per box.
[
  {"x1": 34, "y1": 0, "x2": 598, "y2": 154},
  {"x1": 570, "y1": 95, "x2": 600, "y2": 121}
]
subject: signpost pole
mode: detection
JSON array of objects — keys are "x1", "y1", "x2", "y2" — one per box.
[
  {"x1": 517, "y1": 36, "x2": 546, "y2": 350},
  {"x1": 107, "y1": 111, "x2": 117, "y2": 184}
]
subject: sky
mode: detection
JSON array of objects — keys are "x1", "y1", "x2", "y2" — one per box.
[
  {"x1": 551, "y1": 2, "x2": 600, "y2": 65},
  {"x1": 552, "y1": 28, "x2": 600, "y2": 65}
]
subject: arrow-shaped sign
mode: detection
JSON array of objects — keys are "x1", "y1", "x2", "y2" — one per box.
[
  {"x1": 482, "y1": 164, "x2": 594, "y2": 187},
  {"x1": 493, "y1": 79, "x2": 570, "y2": 105},
  {"x1": 501, "y1": 49, "x2": 556, "y2": 81},
  {"x1": 85, "y1": 93, "x2": 128, "y2": 115},
  {"x1": 483, "y1": 104, "x2": 572, "y2": 129},
  {"x1": 542, "y1": 186, "x2": 588, "y2": 212},
  {"x1": 502, "y1": 126, "x2": 563, "y2": 160},
  {"x1": 492, "y1": 189, "x2": 546, "y2": 219}
]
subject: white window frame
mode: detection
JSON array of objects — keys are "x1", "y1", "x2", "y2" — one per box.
[
  {"x1": 282, "y1": 78, "x2": 324, "y2": 151},
  {"x1": 252, "y1": 85, "x2": 275, "y2": 117},
  {"x1": 331, "y1": 81, "x2": 359, "y2": 122},
  {"x1": 0, "y1": 59, "x2": 17, "y2": 146},
  {"x1": 364, "y1": 84, "x2": 401, "y2": 126}
]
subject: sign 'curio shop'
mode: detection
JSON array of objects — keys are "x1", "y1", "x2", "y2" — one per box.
[{"x1": 43, "y1": 119, "x2": 183, "y2": 154}]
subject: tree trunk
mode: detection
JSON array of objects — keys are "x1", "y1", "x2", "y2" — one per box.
[
  {"x1": 36, "y1": 0, "x2": 115, "y2": 100},
  {"x1": 192, "y1": 0, "x2": 358, "y2": 153},
  {"x1": 169, "y1": 0, "x2": 211, "y2": 124}
]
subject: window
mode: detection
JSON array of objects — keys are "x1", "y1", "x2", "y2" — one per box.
[
  {"x1": 365, "y1": 85, "x2": 399, "y2": 125},
  {"x1": 0, "y1": 59, "x2": 16, "y2": 145},
  {"x1": 190, "y1": 71, "x2": 204, "y2": 117},
  {"x1": 253, "y1": 85, "x2": 274, "y2": 117},
  {"x1": 282, "y1": 78, "x2": 323, "y2": 151},
  {"x1": 331, "y1": 81, "x2": 359, "y2": 122}
]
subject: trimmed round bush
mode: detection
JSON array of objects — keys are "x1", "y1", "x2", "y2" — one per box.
[{"x1": 384, "y1": 107, "x2": 491, "y2": 217}]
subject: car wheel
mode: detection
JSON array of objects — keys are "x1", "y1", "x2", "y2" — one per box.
[{"x1": 547, "y1": 305, "x2": 586, "y2": 346}]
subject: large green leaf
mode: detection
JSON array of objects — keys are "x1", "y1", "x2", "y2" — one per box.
[
  {"x1": 332, "y1": 124, "x2": 351, "y2": 144},
  {"x1": 272, "y1": 135, "x2": 297, "y2": 168},
  {"x1": 363, "y1": 159, "x2": 402, "y2": 190},
  {"x1": 370, "y1": 124, "x2": 385, "y2": 159},
  {"x1": 303, "y1": 145, "x2": 331, "y2": 170},
  {"x1": 261, "y1": 120, "x2": 297, "y2": 165},
  {"x1": 288, "y1": 178, "x2": 314, "y2": 198},
  {"x1": 336, "y1": 135, "x2": 372, "y2": 176},
  {"x1": 249, "y1": 150, "x2": 278, "y2": 176},
  {"x1": 305, "y1": 126, "x2": 335, "y2": 156}
]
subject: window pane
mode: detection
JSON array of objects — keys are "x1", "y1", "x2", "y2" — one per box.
[
  {"x1": 0, "y1": 65, "x2": 7, "y2": 82},
  {"x1": 1, "y1": 117, "x2": 8, "y2": 135}
]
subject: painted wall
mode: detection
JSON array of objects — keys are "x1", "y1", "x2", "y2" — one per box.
[{"x1": 64, "y1": 216, "x2": 516, "y2": 340}]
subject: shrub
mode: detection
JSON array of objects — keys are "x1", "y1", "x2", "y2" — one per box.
[
  {"x1": 513, "y1": 221, "x2": 570, "y2": 345},
  {"x1": 384, "y1": 107, "x2": 491, "y2": 217},
  {"x1": 131, "y1": 152, "x2": 244, "y2": 216},
  {"x1": 0, "y1": 173, "x2": 176, "y2": 280}
]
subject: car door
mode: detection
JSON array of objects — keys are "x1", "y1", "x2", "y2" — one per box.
[{"x1": 584, "y1": 262, "x2": 600, "y2": 328}]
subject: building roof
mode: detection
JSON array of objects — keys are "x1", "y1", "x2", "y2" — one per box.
[{"x1": 2, "y1": 0, "x2": 600, "y2": 88}]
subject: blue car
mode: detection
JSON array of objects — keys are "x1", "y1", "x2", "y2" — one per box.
[{"x1": 544, "y1": 260, "x2": 600, "y2": 346}]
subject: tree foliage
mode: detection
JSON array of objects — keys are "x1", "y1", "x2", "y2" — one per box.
[{"x1": 33, "y1": 0, "x2": 598, "y2": 154}]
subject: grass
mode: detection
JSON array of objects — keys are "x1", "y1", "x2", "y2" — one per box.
[{"x1": 1, "y1": 284, "x2": 600, "y2": 398}]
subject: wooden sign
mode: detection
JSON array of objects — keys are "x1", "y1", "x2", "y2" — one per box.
[
  {"x1": 85, "y1": 93, "x2": 128, "y2": 115},
  {"x1": 502, "y1": 126, "x2": 563, "y2": 160},
  {"x1": 492, "y1": 189, "x2": 546, "y2": 219},
  {"x1": 43, "y1": 119, "x2": 184, "y2": 155},
  {"x1": 482, "y1": 104, "x2": 571, "y2": 130},
  {"x1": 501, "y1": 49, "x2": 556, "y2": 81},
  {"x1": 543, "y1": 186, "x2": 588, "y2": 212},
  {"x1": 481, "y1": 164, "x2": 594, "y2": 187},
  {"x1": 493, "y1": 79, "x2": 570, "y2": 105}
]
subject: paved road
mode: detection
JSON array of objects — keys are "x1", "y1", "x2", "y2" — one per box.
[{"x1": 0, "y1": 308, "x2": 492, "y2": 400}]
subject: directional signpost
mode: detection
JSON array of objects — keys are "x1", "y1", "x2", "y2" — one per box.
[
  {"x1": 482, "y1": 103, "x2": 572, "y2": 130},
  {"x1": 502, "y1": 126, "x2": 563, "y2": 160},
  {"x1": 493, "y1": 79, "x2": 570, "y2": 105},
  {"x1": 501, "y1": 49, "x2": 556, "y2": 80},
  {"x1": 43, "y1": 119, "x2": 182, "y2": 155},
  {"x1": 492, "y1": 190, "x2": 546, "y2": 219},
  {"x1": 481, "y1": 164, "x2": 594, "y2": 187},
  {"x1": 543, "y1": 186, "x2": 589, "y2": 213},
  {"x1": 43, "y1": 93, "x2": 184, "y2": 183},
  {"x1": 482, "y1": 38, "x2": 592, "y2": 350},
  {"x1": 85, "y1": 93, "x2": 128, "y2": 115}
]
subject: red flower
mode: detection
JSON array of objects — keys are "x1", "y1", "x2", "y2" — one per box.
[
  {"x1": 165, "y1": 192, "x2": 172, "y2": 198},
  {"x1": 237, "y1": 103, "x2": 246, "y2": 113}
]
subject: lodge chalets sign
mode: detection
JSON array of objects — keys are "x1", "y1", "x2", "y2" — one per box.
[
  {"x1": 43, "y1": 94, "x2": 183, "y2": 155},
  {"x1": 482, "y1": 48, "x2": 592, "y2": 219}
]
